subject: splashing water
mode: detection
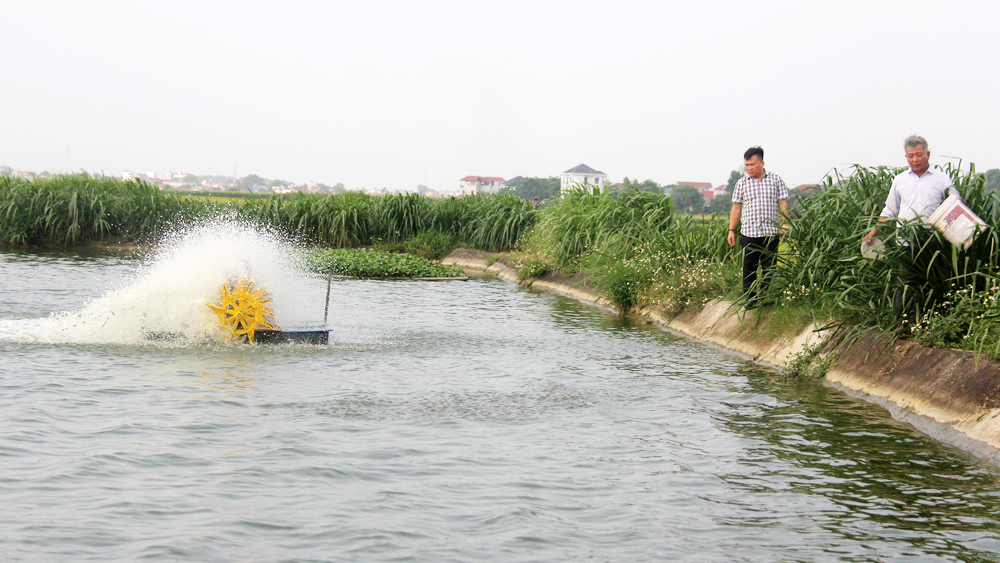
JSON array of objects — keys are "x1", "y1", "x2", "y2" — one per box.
[{"x1": 0, "y1": 221, "x2": 306, "y2": 345}]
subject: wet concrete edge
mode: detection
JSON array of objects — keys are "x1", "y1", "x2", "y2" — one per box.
[{"x1": 442, "y1": 248, "x2": 1000, "y2": 465}]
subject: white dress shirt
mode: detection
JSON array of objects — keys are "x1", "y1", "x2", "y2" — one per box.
[{"x1": 880, "y1": 167, "x2": 958, "y2": 223}]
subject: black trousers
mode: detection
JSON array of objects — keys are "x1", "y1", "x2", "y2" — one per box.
[{"x1": 741, "y1": 234, "x2": 780, "y2": 306}]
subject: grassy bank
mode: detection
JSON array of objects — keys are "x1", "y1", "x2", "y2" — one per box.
[
  {"x1": 511, "y1": 171, "x2": 1000, "y2": 359},
  {"x1": 769, "y1": 165, "x2": 1000, "y2": 356},
  {"x1": 6, "y1": 171, "x2": 1000, "y2": 357},
  {"x1": 516, "y1": 186, "x2": 739, "y2": 313}
]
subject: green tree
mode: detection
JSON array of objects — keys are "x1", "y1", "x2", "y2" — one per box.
[
  {"x1": 620, "y1": 177, "x2": 663, "y2": 194},
  {"x1": 417, "y1": 184, "x2": 430, "y2": 195},
  {"x1": 726, "y1": 169, "x2": 743, "y2": 193},
  {"x1": 670, "y1": 185, "x2": 704, "y2": 214},
  {"x1": 986, "y1": 169, "x2": 1000, "y2": 191},
  {"x1": 709, "y1": 191, "x2": 732, "y2": 214},
  {"x1": 501, "y1": 176, "x2": 561, "y2": 201},
  {"x1": 636, "y1": 179, "x2": 662, "y2": 194},
  {"x1": 239, "y1": 174, "x2": 266, "y2": 192}
]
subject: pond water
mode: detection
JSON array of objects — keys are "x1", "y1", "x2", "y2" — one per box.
[{"x1": 2, "y1": 230, "x2": 999, "y2": 562}]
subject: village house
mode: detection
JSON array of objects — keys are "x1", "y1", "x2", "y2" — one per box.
[
  {"x1": 560, "y1": 164, "x2": 607, "y2": 195},
  {"x1": 459, "y1": 176, "x2": 505, "y2": 196}
]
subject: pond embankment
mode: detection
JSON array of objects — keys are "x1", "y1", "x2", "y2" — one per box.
[{"x1": 443, "y1": 248, "x2": 1000, "y2": 464}]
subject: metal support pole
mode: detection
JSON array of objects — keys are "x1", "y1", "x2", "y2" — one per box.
[{"x1": 323, "y1": 274, "x2": 332, "y2": 327}]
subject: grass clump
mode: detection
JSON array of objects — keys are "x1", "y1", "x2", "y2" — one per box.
[
  {"x1": 783, "y1": 341, "x2": 837, "y2": 378},
  {"x1": 516, "y1": 259, "x2": 550, "y2": 281},
  {"x1": 763, "y1": 164, "x2": 1000, "y2": 356},
  {"x1": 909, "y1": 281, "x2": 1000, "y2": 359},
  {"x1": 645, "y1": 258, "x2": 740, "y2": 316},
  {"x1": 372, "y1": 230, "x2": 457, "y2": 261},
  {"x1": 301, "y1": 248, "x2": 464, "y2": 278},
  {"x1": 520, "y1": 187, "x2": 738, "y2": 311}
]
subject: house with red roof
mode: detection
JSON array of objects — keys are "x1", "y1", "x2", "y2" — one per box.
[
  {"x1": 677, "y1": 181, "x2": 728, "y2": 208},
  {"x1": 677, "y1": 181, "x2": 713, "y2": 191}
]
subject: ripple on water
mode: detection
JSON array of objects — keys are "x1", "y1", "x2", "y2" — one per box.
[{"x1": 2, "y1": 249, "x2": 1000, "y2": 562}]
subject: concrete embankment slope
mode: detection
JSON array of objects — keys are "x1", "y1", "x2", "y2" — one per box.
[{"x1": 442, "y1": 248, "x2": 1000, "y2": 464}]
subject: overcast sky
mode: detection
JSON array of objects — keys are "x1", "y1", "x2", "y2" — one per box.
[{"x1": 2, "y1": 0, "x2": 998, "y2": 190}]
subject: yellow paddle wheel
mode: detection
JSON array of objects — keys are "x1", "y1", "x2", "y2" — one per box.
[{"x1": 208, "y1": 279, "x2": 276, "y2": 343}]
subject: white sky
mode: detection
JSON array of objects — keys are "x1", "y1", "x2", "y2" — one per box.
[{"x1": 2, "y1": 0, "x2": 998, "y2": 190}]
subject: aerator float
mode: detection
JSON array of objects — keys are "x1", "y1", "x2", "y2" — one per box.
[{"x1": 206, "y1": 278, "x2": 328, "y2": 345}]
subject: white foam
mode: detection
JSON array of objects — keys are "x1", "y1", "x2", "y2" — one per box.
[{"x1": 0, "y1": 220, "x2": 305, "y2": 345}]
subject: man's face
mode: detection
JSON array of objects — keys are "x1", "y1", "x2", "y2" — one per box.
[
  {"x1": 745, "y1": 156, "x2": 764, "y2": 179},
  {"x1": 905, "y1": 144, "x2": 930, "y2": 175}
]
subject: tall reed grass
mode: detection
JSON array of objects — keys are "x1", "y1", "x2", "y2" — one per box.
[
  {"x1": 0, "y1": 174, "x2": 212, "y2": 245},
  {"x1": 519, "y1": 186, "x2": 739, "y2": 309},
  {"x1": 1, "y1": 175, "x2": 535, "y2": 252},
  {"x1": 237, "y1": 191, "x2": 533, "y2": 250},
  {"x1": 766, "y1": 165, "x2": 1000, "y2": 348}
]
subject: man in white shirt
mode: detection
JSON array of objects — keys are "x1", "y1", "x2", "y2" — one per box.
[
  {"x1": 865, "y1": 135, "x2": 958, "y2": 241},
  {"x1": 865, "y1": 135, "x2": 960, "y2": 325}
]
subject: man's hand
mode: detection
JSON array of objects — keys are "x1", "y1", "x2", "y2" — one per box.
[
  {"x1": 727, "y1": 230, "x2": 736, "y2": 247},
  {"x1": 866, "y1": 217, "x2": 889, "y2": 241}
]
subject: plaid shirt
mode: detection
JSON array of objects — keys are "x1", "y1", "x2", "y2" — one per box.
[{"x1": 732, "y1": 171, "x2": 789, "y2": 237}]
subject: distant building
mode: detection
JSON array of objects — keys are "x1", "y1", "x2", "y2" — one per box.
[
  {"x1": 671, "y1": 181, "x2": 723, "y2": 209},
  {"x1": 459, "y1": 176, "x2": 505, "y2": 195},
  {"x1": 677, "y1": 181, "x2": 713, "y2": 191},
  {"x1": 503, "y1": 176, "x2": 524, "y2": 188},
  {"x1": 560, "y1": 164, "x2": 607, "y2": 194}
]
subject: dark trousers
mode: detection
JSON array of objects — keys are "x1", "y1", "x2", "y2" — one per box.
[{"x1": 741, "y1": 234, "x2": 780, "y2": 306}]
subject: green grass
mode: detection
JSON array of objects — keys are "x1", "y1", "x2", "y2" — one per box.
[
  {"x1": 372, "y1": 230, "x2": 458, "y2": 261},
  {"x1": 1, "y1": 176, "x2": 536, "y2": 253},
  {"x1": 0, "y1": 174, "x2": 214, "y2": 246},
  {"x1": 10, "y1": 169, "x2": 1000, "y2": 357},
  {"x1": 763, "y1": 164, "x2": 1000, "y2": 353},
  {"x1": 516, "y1": 187, "x2": 738, "y2": 311},
  {"x1": 300, "y1": 248, "x2": 464, "y2": 278},
  {"x1": 516, "y1": 259, "x2": 550, "y2": 281}
]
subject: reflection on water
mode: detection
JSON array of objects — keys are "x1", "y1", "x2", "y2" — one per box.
[
  {"x1": 1, "y1": 249, "x2": 999, "y2": 562},
  {"x1": 725, "y1": 366, "x2": 1000, "y2": 554}
]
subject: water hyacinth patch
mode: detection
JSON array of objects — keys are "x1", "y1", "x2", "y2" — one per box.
[{"x1": 300, "y1": 248, "x2": 464, "y2": 278}]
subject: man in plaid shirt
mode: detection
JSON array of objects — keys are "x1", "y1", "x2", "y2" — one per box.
[{"x1": 727, "y1": 146, "x2": 789, "y2": 307}]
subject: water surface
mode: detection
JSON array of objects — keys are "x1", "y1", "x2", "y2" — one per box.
[{"x1": 1, "y1": 249, "x2": 998, "y2": 562}]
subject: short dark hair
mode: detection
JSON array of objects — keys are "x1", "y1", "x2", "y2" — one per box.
[{"x1": 744, "y1": 146, "x2": 764, "y2": 161}]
